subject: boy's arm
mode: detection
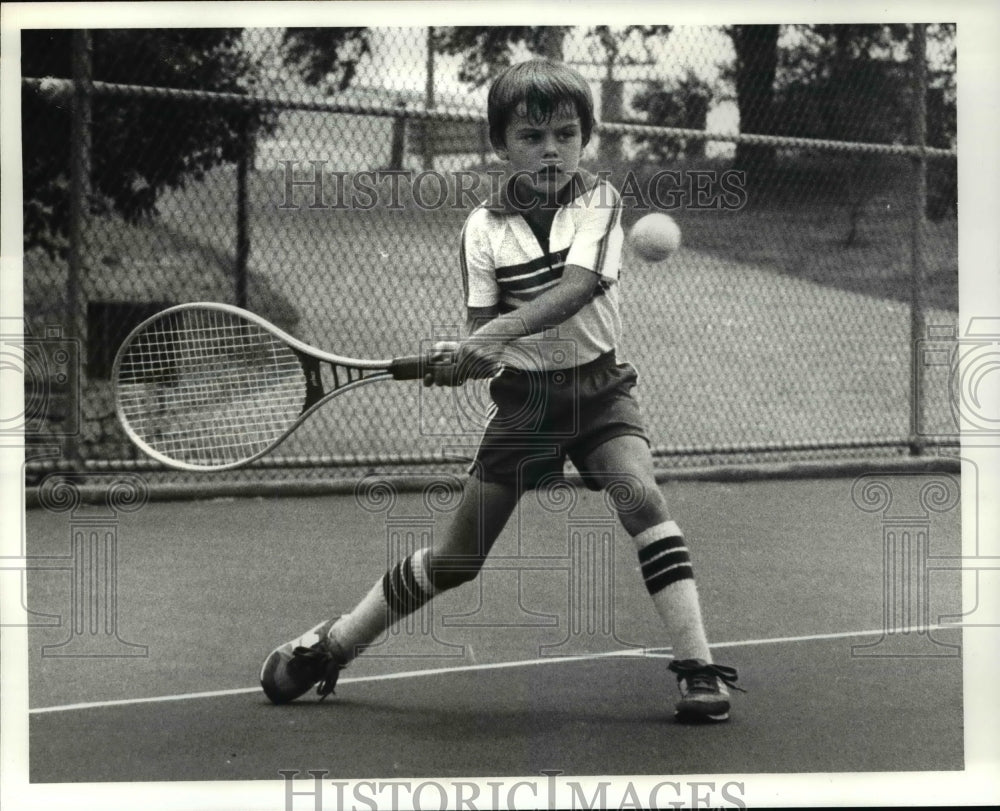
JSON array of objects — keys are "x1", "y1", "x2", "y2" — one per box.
[
  {"x1": 468, "y1": 266, "x2": 598, "y2": 346},
  {"x1": 426, "y1": 270, "x2": 598, "y2": 386},
  {"x1": 466, "y1": 306, "x2": 499, "y2": 334}
]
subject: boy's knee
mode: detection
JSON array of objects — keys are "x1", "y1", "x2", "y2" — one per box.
[
  {"x1": 603, "y1": 475, "x2": 660, "y2": 513},
  {"x1": 604, "y1": 474, "x2": 647, "y2": 511}
]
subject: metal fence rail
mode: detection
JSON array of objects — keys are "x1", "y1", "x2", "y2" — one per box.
[{"x1": 20, "y1": 25, "x2": 959, "y2": 483}]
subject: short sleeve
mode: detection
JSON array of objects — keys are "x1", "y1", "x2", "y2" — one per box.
[
  {"x1": 460, "y1": 208, "x2": 499, "y2": 308},
  {"x1": 565, "y1": 181, "x2": 624, "y2": 281}
]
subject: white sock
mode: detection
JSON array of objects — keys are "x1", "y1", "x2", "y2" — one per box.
[
  {"x1": 329, "y1": 547, "x2": 438, "y2": 663},
  {"x1": 633, "y1": 521, "x2": 712, "y2": 663}
]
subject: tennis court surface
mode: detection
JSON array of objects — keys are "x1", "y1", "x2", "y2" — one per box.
[{"x1": 23, "y1": 472, "x2": 966, "y2": 785}]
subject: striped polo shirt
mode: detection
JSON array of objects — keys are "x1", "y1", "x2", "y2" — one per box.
[{"x1": 460, "y1": 170, "x2": 625, "y2": 371}]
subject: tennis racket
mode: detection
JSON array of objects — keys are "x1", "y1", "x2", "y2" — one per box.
[{"x1": 113, "y1": 302, "x2": 466, "y2": 471}]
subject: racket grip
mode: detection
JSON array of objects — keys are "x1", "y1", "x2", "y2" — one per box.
[
  {"x1": 389, "y1": 351, "x2": 496, "y2": 381},
  {"x1": 388, "y1": 355, "x2": 425, "y2": 380}
]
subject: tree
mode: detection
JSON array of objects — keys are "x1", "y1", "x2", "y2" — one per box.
[
  {"x1": 433, "y1": 27, "x2": 570, "y2": 86},
  {"x1": 280, "y1": 28, "x2": 370, "y2": 91},
  {"x1": 22, "y1": 29, "x2": 269, "y2": 257},
  {"x1": 631, "y1": 69, "x2": 713, "y2": 163},
  {"x1": 585, "y1": 26, "x2": 672, "y2": 166},
  {"x1": 725, "y1": 25, "x2": 780, "y2": 187},
  {"x1": 434, "y1": 25, "x2": 671, "y2": 167},
  {"x1": 771, "y1": 24, "x2": 956, "y2": 221},
  {"x1": 772, "y1": 24, "x2": 914, "y2": 143}
]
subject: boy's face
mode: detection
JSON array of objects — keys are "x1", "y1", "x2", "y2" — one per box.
[{"x1": 496, "y1": 103, "x2": 584, "y2": 197}]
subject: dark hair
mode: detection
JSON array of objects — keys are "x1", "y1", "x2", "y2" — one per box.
[{"x1": 487, "y1": 59, "x2": 595, "y2": 149}]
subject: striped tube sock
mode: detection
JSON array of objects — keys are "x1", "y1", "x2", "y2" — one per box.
[
  {"x1": 328, "y1": 548, "x2": 438, "y2": 663},
  {"x1": 633, "y1": 521, "x2": 712, "y2": 663}
]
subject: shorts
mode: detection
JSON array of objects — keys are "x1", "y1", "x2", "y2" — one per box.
[{"x1": 470, "y1": 350, "x2": 650, "y2": 491}]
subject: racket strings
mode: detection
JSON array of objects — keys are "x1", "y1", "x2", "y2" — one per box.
[{"x1": 117, "y1": 309, "x2": 307, "y2": 465}]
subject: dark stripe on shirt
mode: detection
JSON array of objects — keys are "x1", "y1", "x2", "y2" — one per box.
[{"x1": 495, "y1": 247, "x2": 570, "y2": 281}]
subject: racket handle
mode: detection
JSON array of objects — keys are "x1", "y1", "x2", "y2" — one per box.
[
  {"x1": 389, "y1": 352, "x2": 496, "y2": 382},
  {"x1": 388, "y1": 355, "x2": 425, "y2": 380}
]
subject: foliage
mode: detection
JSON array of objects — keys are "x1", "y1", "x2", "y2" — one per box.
[
  {"x1": 280, "y1": 28, "x2": 370, "y2": 90},
  {"x1": 774, "y1": 25, "x2": 911, "y2": 143},
  {"x1": 433, "y1": 26, "x2": 671, "y2": 86},
  {"x1": 21, "y1": 29, "x2": 270, "y2": 257},
  {"x1": 631, "y1": 70, "x2": 713, "y2": 162},
  {"x1": 433, "y1": 27, "x2": 571, "y2": 86},
  {"x1": 772, "y1": 24, "x2": 956, "y2": 219},
  {"x1": 723, "y1": 25, "x2": 780, "y2": 186}
]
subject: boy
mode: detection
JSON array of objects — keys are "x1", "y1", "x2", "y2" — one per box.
[{"x1": 260, "y1": 59, "x2": 741, "y2": 723}]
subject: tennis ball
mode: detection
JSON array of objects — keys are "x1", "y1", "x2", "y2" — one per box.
[{"x1": 630, "y1": 213, "x2": 681, "y2": 262}]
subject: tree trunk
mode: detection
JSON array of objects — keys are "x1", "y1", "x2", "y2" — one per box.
[
  {"x1": 537, "y1": 26, "x2": 564, "y2": 61},
  {"x1": 729, "y1": 25, "x2": 780, "y2": 188}
]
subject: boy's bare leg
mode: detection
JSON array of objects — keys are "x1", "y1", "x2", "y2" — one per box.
[
  {"x1": 329, "y1": 475, "x2": 521, "y2": 662},
  {"x1": 583, "y1": 434, "x2": 741, "y2": 721},
  {"x1": 260, "y1": 475, "x2": 520, "y2": 703},
  {"x1": 584, "y1": 434, "x2": 712, "y2": 663}
]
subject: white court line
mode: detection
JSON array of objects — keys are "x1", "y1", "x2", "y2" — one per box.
[{"x1": 28, "y1": 623, "x2": 962, "y2": 715}]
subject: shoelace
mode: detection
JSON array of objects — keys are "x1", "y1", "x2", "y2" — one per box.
[
  {"x1": 670, "y1": 661, "x2": 747, "y2": 693},
  {"x1": 291, "y1": 644, "x2": 343, "y2": 701}
]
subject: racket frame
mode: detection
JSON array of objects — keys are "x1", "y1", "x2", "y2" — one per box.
[{"x1": 112, "y1": 302, "x2": 417, "y2": 472}]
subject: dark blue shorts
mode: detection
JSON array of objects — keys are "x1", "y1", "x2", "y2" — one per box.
[{"x1": 470, "y1": 351, "x2": 650, "y2": 491}]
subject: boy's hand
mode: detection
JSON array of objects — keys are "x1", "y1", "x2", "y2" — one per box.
[{"x1": 423, "y1": 339, "x2": 503, "y2": 387}]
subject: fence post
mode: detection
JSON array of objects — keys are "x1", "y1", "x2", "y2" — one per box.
[
  {"x1": 235, "y1": 114, "x2": 251, "y2": 309},
  {"x1": 908, "y1": 23, "x2": 928, "y2": 456},
  {"x1": 389, "y1": 100, "x2": 406, "y2": 171},
  {"x1": 423, "y1": 26, "x2": 435, "y2": 171},
  {"x1": 67, "y1": 29, "x2": 92, "y2": 472},
  {"x1": 598, "y1": 54, "x2": 623, "y2": 169}
]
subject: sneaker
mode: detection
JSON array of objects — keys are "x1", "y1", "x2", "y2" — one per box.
[
  {"x1": 260, "y1": 618, "x2": 347, "y2": 704},
  {"x1": 668, "y1": 659, "x2": 743, "y2": 723}
]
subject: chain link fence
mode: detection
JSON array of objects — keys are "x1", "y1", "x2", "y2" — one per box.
[{"x1": 19, "y1": 25, "x2": 959, "y2": 485}]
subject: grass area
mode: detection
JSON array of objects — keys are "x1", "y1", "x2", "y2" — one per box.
[
  {"x1": 22, "y1": 156, "x2": 959, "y2": 465},
  {"x1": 600, "y1": 154, "x2": 958, "y2": 314},
  {"x1": 668, "y1": 203, "x2": 957, "y2": 315}
]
